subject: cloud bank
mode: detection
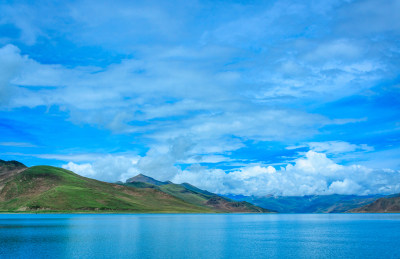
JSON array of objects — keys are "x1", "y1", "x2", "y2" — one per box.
[{"x1": 63, "y1": 149, "x2": 400, "y2": 196}]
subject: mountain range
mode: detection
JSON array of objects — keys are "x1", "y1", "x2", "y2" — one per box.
[
  {"x1": 225, "y1": 194, "x2": 386, "y2": 213},
  {"x1": 1, "y1": 159, "x2": 399, "y2": 213},
  {"x1": 0, "y1": 159, "x2": 269, "y2": 213}
]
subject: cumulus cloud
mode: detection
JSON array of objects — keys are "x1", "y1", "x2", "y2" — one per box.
[
  {"x1": 63, "y1": 162, "x2": 96, "y2": 178},
  {"x1": 173, "y1": 151, "x2": 400, "y2": 196},
  {"x1": 63, "y1": 155, "x2": 140, "y2": 182},
  {"x1": 62, "y1": 148, "x2": 400, "y2": 196}
]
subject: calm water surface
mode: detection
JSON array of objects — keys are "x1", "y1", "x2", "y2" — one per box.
[{"x1": 0, "y1": 213, "x2": 399, "y2": 259}]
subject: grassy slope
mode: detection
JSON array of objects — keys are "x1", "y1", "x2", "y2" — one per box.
[
  {"x1": 0, "y1": 166, "x2": 212, "y2": 213},
  {"x1": 125, "y1": 182, "x2": 269, "y2": 212},
  {"x1": 124, "y1": 182, "x2": 212, "y2": 209},
  {"x1": 159, "y1": 184, "x2": 210, "y2": 206}
]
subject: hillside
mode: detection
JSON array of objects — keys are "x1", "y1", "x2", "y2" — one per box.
[
  {"x1": 225, "y1": 194, "x2": 382, "y2": 213},
  {"x1": 0, "y1": 164, "x2": 214, "y2": 213},
  {"x1": 0, "y1": 160, "x2": 270, "y2": 213},
  {"x1": 350, "y1": 194, "x2": 400, "y2": 213},
  {"x1": 124, "y1": 175, "x2": 271, "y2": 213}
]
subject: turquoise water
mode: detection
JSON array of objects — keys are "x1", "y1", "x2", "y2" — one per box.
[{"x1": 0, "y1": 214, "x2": 399, "y2": 259}]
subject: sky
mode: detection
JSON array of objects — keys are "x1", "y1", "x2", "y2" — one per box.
[{"x1": 0, "y1": 0, "x2": 400, "y2": 196}]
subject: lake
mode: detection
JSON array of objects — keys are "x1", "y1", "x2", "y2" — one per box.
[{"x1": 0, "y1": 213, "x2": 399, "y2": 258}]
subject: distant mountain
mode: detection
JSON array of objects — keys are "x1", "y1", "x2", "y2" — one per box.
[
  {"x1": 123, "y1": 175, "x2": 272, "y2": 213},
  {"x1": 224, "y1": 194, "x2": 383, "y2": 213},
  {"x1": 350, "y1": 194, "x2": 400, "y2": 213}
]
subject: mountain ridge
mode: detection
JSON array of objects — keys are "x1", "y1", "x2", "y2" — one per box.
[
  {"x1": 225, "y1": 194, "x2": 385, "y2": 213},
  {"x1": 3, "y1": 159, "x2": 395, "y2": 213},
  {"x1": 0, "y1": 159, "x2": 270, "y2": 213},
  {"x1": 0, "y1": 159, "x2": 28, "y2": 194},
  {"x1": 126, "y1": 174, "x2": 169, "y2": 186}
]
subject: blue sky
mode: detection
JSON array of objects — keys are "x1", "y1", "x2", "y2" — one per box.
[{"x1": 1, "y1": 0, "x2": 400, "y2": 196}]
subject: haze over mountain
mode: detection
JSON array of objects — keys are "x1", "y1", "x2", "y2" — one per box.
[{"x1": 226, "y1": 194, "x2": 384, "y2": 213}]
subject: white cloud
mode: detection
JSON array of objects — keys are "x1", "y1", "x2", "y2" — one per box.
[
  {"x1": 63, "y1": 162, "x2": 96, "y2": 178},
  {"x1": 180, "y1": 155, "x2": 232, "y2": 164},
  {"x1": 309, "y1": 141, "x2": 374, "y2": 153},
  {"x1": 0, "y1": 44, "x2": 25, "y2": 105},
  {"x1": 62, "y1": 148, "x2": 400, "y2": 196},
  {"x1": 1, "y1": 0, "x2": 399, "y2": 185},
  {"x1": 1, "y1": 44, "x2": 359, "y2": 155},
  {"x1": 0, "y1": 0, "x2": 394, "y2": 152},
  {"x1": 36, "y1": 153, "x2": 106, "y2": 162},
  {"x1": 173, "y1": 151, "x2": 400, "y2": 196},
  {"x1": 328, "y1": 179, "x2": 362, "y2": 195},
  {"x1": 62, "y1": 155, "x2": 140, "y2": 182},
  {"x1": 0, "y1": 4, "x2": 43, "y2": 45},
  {"x1": 305, "y1": 40, "x2": 362, "y2": 62},
  {"x1": 337, "y1": 0, "x2": 400, "y2": 35}
]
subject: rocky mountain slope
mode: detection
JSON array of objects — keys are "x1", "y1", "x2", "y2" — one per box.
[{"x1": 350, "y1": 194, "x2": 400, "y2": 213}]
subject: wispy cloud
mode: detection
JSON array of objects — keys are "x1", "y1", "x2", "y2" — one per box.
[
  {"x1": 287, "y1": 141, "x2": 374, "y2": 154},
  {"x1": 0, "y1": 142, "x2": 36, "y2": 147},
  {"x1": 1, "y1": 0, "x2": 399, "y2": 195}
]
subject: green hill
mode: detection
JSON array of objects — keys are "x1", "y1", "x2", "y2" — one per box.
[
  {"x1": 0, "y1": 165, "x2": 213, "y2": 213},
  {"x1": 0, "y1": 160, "x2": 270, "y2": 213},
  {"x1": 124, "y1": 175, "x2": 271, "y2": 213}
]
